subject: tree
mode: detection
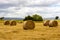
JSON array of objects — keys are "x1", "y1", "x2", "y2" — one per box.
[
  {"x1": 23, "y1": 15, "x2": 33, "y2": 21},
  {"x1": 0, "y1": 17, "x2": 4, "y2": 20},
  {"x1": 55, "y1": 16, "x2": 59, "y2": 20},
  {"x1": 23, "y1": 14, "x2": 43, "y2": 21},
  {"x1": 32, "y1": 14, "x2": 43, "y2": 21}
]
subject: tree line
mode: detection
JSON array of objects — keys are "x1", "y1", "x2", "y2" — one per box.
[
  {"x1": 24, "y1": 14, "x2": 43, "y2": 21},
  {"x1": 0, "y1": 15, "x2": 59, "y2": 21},
  {"x1": 23, "y1": 14, "x2": 59, "y2": 21}
]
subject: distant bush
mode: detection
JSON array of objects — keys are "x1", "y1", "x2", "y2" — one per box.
[
  {"x1": 55, "y1": 16, "x2": 59, "y2": 20},
  {"x1": 0, "y1": 17, "x2": 4, "y2": 20},
  {"x1": 32, "y1": 14, "x2": 43, "y2": 21},
  {"x1": 23, "y1": 15, "x2": 33, "y2": 21},
  {"x1": 23, "y1": 14, "x2": 43, "y2": 21}
]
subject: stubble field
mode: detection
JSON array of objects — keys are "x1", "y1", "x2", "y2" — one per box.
[{"x1": 0, "y1": 20, "x2": 60, "y2": 40}]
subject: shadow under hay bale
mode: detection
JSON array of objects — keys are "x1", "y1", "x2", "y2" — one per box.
[
  {"x1": 4, "y1": 20, "x2": 10, "y2": 25},
  {"x1": 10, "y1": 20, "x2": 17, "y2": 26},
  {"x1": 43, "y1": 20, "x2": 50, "y2": 26},
  {"x1": 23, "y1": 20, "x2": 35, "y2": 30},
  {"x1": 49, "y1": 20, "x2": 58, "y2": 27}
]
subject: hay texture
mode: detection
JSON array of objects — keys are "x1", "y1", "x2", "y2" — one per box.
[
  {"x1": 23, "y1": 20, "x2": 35, "y2": 30},
  {"x1": 10, "y1": 20, "x2": 17, "y2": 26},
  {"x1": 4, "y1": 20, "x2": 10, "y2": 25},
  {"x1": 49, "y1": 20, "x2": 58, "y2": 27},
  {"x1": 43, "y1": 20, "x2": 50, "y2": 26}
]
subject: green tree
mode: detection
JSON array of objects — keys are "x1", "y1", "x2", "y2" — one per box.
[
  {"x1": 32, "y1": 14, "x2": 43, "y2": 21},
  {"x1": 23, "y1": 15, "x2": 33, "y2": 21},
  {"x1": 0, "y1": 17, "x2": 4, "y2": 20},
  {"x1": 55, "y1": 16, "x2": 59, "y2": 20}
]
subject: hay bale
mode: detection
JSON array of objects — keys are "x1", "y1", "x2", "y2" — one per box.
[
  {"x1": 49, "y1": 20, "x2": 58, "y2": 27},
  {"x1": 23, "y1": 20, "x2": 35, "y2": 30},
  {"x1": 43, "y1": 20, "x2": 50, "y2": 26},
  {"x1": 10, "y1": 20, "x2": 17, "y2": 26},
  {"x1": 4, "y1": 20, "x2": 10, "y2": 25}
]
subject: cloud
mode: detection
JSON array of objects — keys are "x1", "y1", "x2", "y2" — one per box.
[
  {"x1": 24, "y1": 0, "x2": 59, "y2": 7},
  {"x1": 0, "y1": 0, "x2": 59, "y2": 9},
  {"x1": 0, "y1": 0, "x2": 60, "y2": 18}
]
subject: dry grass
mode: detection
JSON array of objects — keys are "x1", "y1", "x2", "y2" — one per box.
[{"x1": 0, "y1": 20, "x2": 60, "y2": 40}]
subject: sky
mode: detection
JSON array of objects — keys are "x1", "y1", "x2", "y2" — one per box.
[{"x1": 0, "y1": 0, "x2": 60, "y2": 18}]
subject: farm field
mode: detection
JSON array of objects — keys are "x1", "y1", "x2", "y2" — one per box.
[{"x1": 0, "y1": 20, "x2": 60, "y2": 40}]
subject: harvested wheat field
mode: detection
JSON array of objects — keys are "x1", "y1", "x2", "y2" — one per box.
[{"x1": 0, "y1": 20, "x2": 60, "y2": 40}]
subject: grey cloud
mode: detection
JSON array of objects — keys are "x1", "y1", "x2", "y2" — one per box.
[
  {"x1": 0, "y1": 0, "x2": 27, "y2": 9},
  {"x1": 0, "y1": 9, "x2": 15, "y2": 13},
  {"x1": 0, "y1": 3, "x2": 19, "y2": 9},
  {"x1": 0, "y1": 0, "x2": 60, "y2": 18},
  {"x1": 19, "y1": 0, "x2": 60, "y2": 7},
  {"x1": 0, "y1": 0, "x2": 59, "y2": 9},
  {"x1": 37, "y1": 11, "x2": 60, "y2": 14}
]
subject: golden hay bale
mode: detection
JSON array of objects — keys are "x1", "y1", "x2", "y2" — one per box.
[
  {"x1": 23, "y1": 20, "x2": 35, "y2": 30},
  {"x1": 4, "y1": 20, "x2": 10, "y2": 25},
  {"x1": 10, "y1": 20, "x2": 17, "y2": 26},
  {"x1": 43, "y1": 20, "x2": 50, "y2": 26},
  {"x1": 49, "y1": 20, "x2": 58, "y2": 27}
]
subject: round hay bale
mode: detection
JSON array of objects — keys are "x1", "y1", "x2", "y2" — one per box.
[
  {"x1": 49, "y1": 20, "x2": 58, "y2": 27},
  {"x1": 43, "y1": 20, "x2": 50, "y2": 26},
  {"x1": 4, "y1": 20, "x2": 10, "y2": 25},
  {"x1": 23, "y1": 20, "x2": 35, "y2": 30},
  {"x1": 10, "y1": 20, "x2": 17, "y2": 26}
]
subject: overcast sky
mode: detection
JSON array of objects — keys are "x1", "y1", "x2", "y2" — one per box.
[{"x1": 0, "y1": 0, "x2": 60, "y2": 18}]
